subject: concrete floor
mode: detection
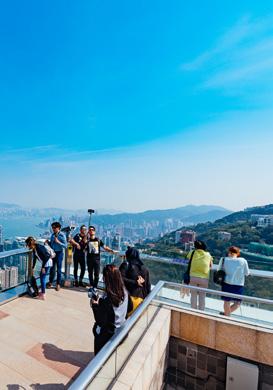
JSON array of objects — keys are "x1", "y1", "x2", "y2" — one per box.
[{"x1": 0, "y1": 286, "x2": 94, "y2": 389}]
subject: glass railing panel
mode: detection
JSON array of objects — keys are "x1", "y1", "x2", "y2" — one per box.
[
  {"x1": 0, "y1": 249, "x2": 30, "y2": 292},
  {"x1": 69, "y1": 282, "x2": 164, "y2": 390},
  {"x1": 67, "y1": 253, "x2": 123, "y2": 285},
  {"x1": 142, "y1": 256, "x2": 273, "y2": 300},
  {"x1": 154, "y1": 282, "x2": 273, "y2": 330},
  {"x1": 87, "y1": 305, "x2": 158, "y2": 388}
]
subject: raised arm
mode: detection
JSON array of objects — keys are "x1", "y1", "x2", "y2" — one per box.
[{"x1": 56, "y1": 232, "x2": 67, "y2": 249}]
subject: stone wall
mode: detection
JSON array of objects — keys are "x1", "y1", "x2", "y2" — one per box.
[
  {"x1": 171, "y1": 310, "x2": 273, "y2": 366},
  {"x1": 165, "y1": 337, "x2": 273, "y2": 390},
  {"x1": 166, "y1": 338, "x2": 226, "y2": 390}
]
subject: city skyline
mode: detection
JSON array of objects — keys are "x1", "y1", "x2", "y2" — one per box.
[{"x1": 0, "y1": 1, "x2": 273, "y2": 211}]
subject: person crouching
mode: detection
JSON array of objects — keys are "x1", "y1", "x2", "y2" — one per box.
[{"x1": 25, "y1": 236, "x2": 53, "y2": 300}]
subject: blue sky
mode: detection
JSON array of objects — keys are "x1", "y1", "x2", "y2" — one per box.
[{"x1": 0, "y1": 0, "x2": 273, "y2": 211}]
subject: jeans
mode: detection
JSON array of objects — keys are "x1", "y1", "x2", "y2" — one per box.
[
  {"x1": 73, "y1": 253, "x2": 86, "y2": 281},
  {"x1": 40, "y1": 267, "x2": 50, "y2": 293},
  {"x1": 49, "y1": 250, "x2": 64, "y2": 285},
  {"x1": 87, "y1": 256, "x2": 100, "y2": 288},
  {"x1": 190, "y1": 276, "x2": 209, "y2": 310}
]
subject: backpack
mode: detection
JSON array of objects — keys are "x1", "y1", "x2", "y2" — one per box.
[
  {"x1": 27, "y1": 276, "x2": 39, "y2": 298},
  {"x1": 44, "y1": 243, "x2": 56, "y2": 258}
]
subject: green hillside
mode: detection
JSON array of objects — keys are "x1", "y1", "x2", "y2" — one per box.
[{"x1": 143, "y1": 204, "x2": 273, "y2": 260}]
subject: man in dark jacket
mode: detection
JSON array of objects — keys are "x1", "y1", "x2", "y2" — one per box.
[
  {"x1": 119, "y1": 247, "x2": 151, "y2": 299},
  {"x1": 70, "y1": 225, "x2": 87, "y2": 287}
]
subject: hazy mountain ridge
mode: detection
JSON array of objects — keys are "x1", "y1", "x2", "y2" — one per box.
[
  {"x1": 0, "y1": 203, "x2": 231, "y2": 225},
  {"x1": 0, "y1": 202, "x2": 21, "y2": 208},
  {"x1": 91, "y1": 205, "x2": 231, "y2": 225}
]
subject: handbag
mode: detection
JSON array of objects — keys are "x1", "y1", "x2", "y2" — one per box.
[
  {"x1": 127, "y1": 296, "x2": 143, "y2": 317},
  {"x1": 213, "y1": 257, "x2": 226, "y2": 285},
  {"x1": 183, "y1": 250, "x2": 195, "y2": 285}
]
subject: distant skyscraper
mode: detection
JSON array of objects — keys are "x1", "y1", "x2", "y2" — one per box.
[
  {"x1": 0, "y1": 269, "x2": 6, "y2": 290},
  {"x1": 9, "y1": 266, "x2": 19, "y2": 288},
  {"x1": 0, "y1": 225, "x2": 3, "y2": 245},
  {"x1": 4, "y1": 268, "x2": 10, "y2": 288},
  {"x1": 112, "y1": 234, "x2": 121, "y2": 251}
]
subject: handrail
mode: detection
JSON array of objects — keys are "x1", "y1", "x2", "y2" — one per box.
[
  {"x1": 68, "y1": 280, "x2": 165, "y2": 390},
  {"x1": 162, "y1": 281, "x2": 273, "y2": 306},
  {"x1": 141, "y1": 254, "x2": 273, "y2": 279},
  {"x1": 0, "y1": 248, "x2": 31, "y2": 259},
  {"x1": 211, "y1": 264, "x2": 273, "y2": 279}
]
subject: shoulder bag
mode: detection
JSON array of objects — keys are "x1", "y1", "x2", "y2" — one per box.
[
  {"x1": 213, "y1": 257, "x2": 226, "y2": 285},
  {"x1": 183, "y1": 250, "x2": 195, "y2": 285}
]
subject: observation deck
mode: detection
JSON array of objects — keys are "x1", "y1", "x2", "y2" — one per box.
[{"x1": 0, "y1": 249, "x2": 272, "y2": 389}]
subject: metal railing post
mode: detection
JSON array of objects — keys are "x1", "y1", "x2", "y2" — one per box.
[
  {"x1": 64, "y1": 244, "x2": 73, "y2": 287},
  {"x1": 27, "y1": 250, "x2": 33, "y2": 280}
]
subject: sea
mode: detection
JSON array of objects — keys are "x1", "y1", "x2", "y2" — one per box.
[{"x1": 0, "y1": 217, "x2": 45, "y2": 239}]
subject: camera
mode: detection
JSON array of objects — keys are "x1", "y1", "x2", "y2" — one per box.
[{"x1": 88, "y1": 287, "x2": 98, "y2": 300}]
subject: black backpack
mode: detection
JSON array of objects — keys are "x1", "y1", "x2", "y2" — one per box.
[{"x1": 27, "y1": 276, "x2": 39, "y2": 298}]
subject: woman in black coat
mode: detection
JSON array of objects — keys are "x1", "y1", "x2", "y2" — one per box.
[
  {"x1": 119, "y1": 247, "x2": 151, "y2": 299},
  {"x1": 91, "y1": 264, "x2": 132, "y2": 355}
]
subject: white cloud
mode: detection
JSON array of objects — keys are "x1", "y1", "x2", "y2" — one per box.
[
  {"x1": 180, "y1": 15, "x2": 273, "y2": 95},
  {"x1": 1, "y1": 109, "x2": 273, "y2": 211},
  {"x1": 203, "y1": 57, "x2": 273, "y2": 89}
]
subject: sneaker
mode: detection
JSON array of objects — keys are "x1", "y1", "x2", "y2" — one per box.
[
  {"x1": 56, "y1": 284, "x2": 61, "y2": 291},
  {"x1": 38, "y1": 293, "x2": 45, "y2": 300},
  {"x1": 74, "y1": 280, "x2": 79, "y2": 287},
  {"x1": 46, "y1": 282, "x2": 52, "y2": 289},
  {"x1": 79, "y1": 281, "x2": 85, "y2": 287}
]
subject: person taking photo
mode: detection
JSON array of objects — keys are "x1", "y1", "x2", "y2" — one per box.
[{"x1": 86, "y1": 225, "x2": 116, "y2": 288}]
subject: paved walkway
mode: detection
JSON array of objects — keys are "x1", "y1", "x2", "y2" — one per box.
[{"x1": 0, "y1": 287, "x2": 94, "y2": 389}]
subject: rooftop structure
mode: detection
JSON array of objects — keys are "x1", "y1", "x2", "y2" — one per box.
[
  {"x1": 217, "y1": 231, "x2": 231, "y2": 241},
  {"x1": 251, "y1": 214, "x2": 273, "y2": 227},
  {"x1": 0, "y1": 248, "x2": 272, "y2": 389}
]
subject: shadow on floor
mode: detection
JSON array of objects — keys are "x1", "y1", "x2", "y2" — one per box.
[
  {"x1": 31, "y1": 384, "x2": 66, "y2": 390},
  {"x1": 42, "y1": 343, "x2": 93, "y2": 368},
  {"x1": 7, "y1": 386, "x2": 65, "y2": 390}
]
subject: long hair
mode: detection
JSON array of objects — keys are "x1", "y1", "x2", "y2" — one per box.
[
  {"x1": 103, "y1": 265, "x2": 125, "y2": 307},
  {"x1": 25, "y1": 236, "x2": 36, "y2": 248}
]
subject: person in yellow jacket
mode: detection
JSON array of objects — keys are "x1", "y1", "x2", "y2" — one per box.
[{"x1": 187, "y1": 240, "x2": 213, "y2": 310}]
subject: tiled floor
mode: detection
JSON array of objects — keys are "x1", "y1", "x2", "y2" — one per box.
[{"x1": 0, "y1": 287, "x2": 94, "y2": 389}]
